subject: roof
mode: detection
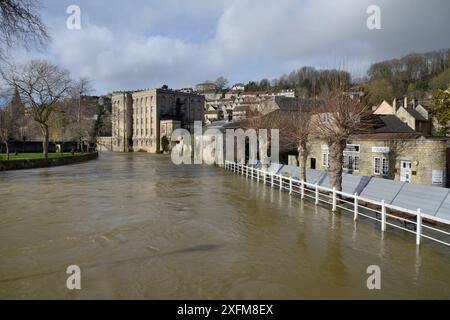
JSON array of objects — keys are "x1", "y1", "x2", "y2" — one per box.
[
  {"x1": 275, "y1": 97, "x2": 325, "y2": 111},
  {"x1": 403, "y1": 107, "x2": 428, "y2": 121},
  {"x1": 375, "y1": 115, "x2": 416, "y2": 133},
  {"x1": 350, "y1": 132, "x2": 422, "y2": 140},
  {"x1": 204, "y1": 120, "x2": 243, "y2": 132},
  {"x1": 234, "y1": 105, "x2": 250, "y2": 112}
]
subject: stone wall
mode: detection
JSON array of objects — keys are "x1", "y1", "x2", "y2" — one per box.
[
  {"x1": 97, "y1": 137, "x2": 113, "y2": 151},
  {"x1": 0, "y1": 152, "x2": 98, "y2": 171}
]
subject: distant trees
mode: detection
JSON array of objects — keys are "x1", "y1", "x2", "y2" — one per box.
[
  {"x1": 431, "y1": 89, "x2": 450, "y2": 136},
  {"x1": 315, "y1": 94, "x2": 374, "y2": 191},
  {"x1": 2, "y1": 60, "x2": 72, "y2": 158},
  {"x1": 215, "y1": 76, "x2": 229, "y2": 90},
  {"x1": 242, "y1": 67, "x2": 351, "y2": 97},
  {"x1": 364, "y1": 49, "x2": 450, "y2": 104},
  {"x1": 0, "y1": 0, "x2": 49, "y2": 60},
  {"x1": 429, "y1": 69, "x2": 450, "y2": 92},
  {"x1": 363, "y1": 79, "x2": 395, "y2": 106}
]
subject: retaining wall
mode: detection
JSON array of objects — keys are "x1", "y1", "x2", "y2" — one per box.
[{"x1": 0, "y1": 152, "x2": 98, "y2": 171}]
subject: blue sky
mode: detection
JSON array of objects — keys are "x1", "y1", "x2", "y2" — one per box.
[{"x1": 11, "y1": 0, "x2": 450, "y2": 94}]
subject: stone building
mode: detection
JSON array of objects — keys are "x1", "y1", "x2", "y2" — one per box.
[
  {"x1": 305, "y1": 115, "x2": 448, "y2": 187},
  {"x1": 111, "y1": 92, "x2": 133, "y2": 152},
  {"x1": 111, "y1": 88, "x2": 204, "y2": 153}
]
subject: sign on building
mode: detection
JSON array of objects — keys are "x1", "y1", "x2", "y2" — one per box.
[
  {"x1": 344, "y1": 144, "x2": 360, "y2": 153},
  {"x1": 372, "y1": 146, "x2": 390, "y2": 153},
  {"x1": 432, "y1": 170, "x2": 444, "y2": 185}
]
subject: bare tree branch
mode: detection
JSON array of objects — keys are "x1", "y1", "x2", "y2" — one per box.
[{"x1": 0, "y1": 0, "x2": 50, "y2": 60}]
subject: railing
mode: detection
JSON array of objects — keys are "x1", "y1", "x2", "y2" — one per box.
[{"x1": 224, "y1": 161, "x2": 450, "y2": 248}]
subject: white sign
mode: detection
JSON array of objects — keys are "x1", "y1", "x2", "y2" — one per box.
[
  {"x1": 432, "y1": 170, "x2": 444, "y2": 185},
  {"x1": 372, "y1": 146, "x2": 390, "y2": 153}
]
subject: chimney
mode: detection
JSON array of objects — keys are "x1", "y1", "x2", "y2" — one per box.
[
  {"x1": 404, "y1": 96, "x2": 408, "y2": 109},
  {"x1": 393, "y1": 99, "x2": 397, "y2": 113},
  {"x1": 413, "y1": 99, "x2": 417, "y2": 109}
]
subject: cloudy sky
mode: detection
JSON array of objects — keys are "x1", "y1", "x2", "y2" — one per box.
[{"x1": 16, "y1": 0, "x2": 450, "y2": 94}]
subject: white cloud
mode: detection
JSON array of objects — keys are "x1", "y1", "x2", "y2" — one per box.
[{"x1": 20, "y1": 0, "x2": 450, "y2": 93}]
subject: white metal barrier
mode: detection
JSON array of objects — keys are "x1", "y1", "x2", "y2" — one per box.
[{"x1": 224, "y1": 161, "x2": 450, "y2": 248}]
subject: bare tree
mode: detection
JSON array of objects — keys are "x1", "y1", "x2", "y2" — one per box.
[
  {"x1": 68, "y1": 78, "x2": 95, "y2": 152},
  {"x1": 0, "y1": 0, "x2": 50, "y2": 60},
  {"x1": 215, "y1": 76, "x2": 229, "y2": 90},
  {"x1": 1, "y1": 60, "x2": 72, "y2": 158},
  {"x1": 0, "y1": 107, "x2": 14, "y2": 159},
  {"x1": 315, "y1": 94, "x2": 374, "y2": 191},
  {"x1": 279, "y1": 110, "x2": 312, "y2": 181},
  {"x1": 242, "y1": 109, "x2": 283, "y2": 171},
  {"x1": 0, "y1": 86, "x2": 25, "y2": 159}
]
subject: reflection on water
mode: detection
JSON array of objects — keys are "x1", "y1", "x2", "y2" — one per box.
[{"x1": 0, "y1": 152, "x2": 450, "y2": 299}]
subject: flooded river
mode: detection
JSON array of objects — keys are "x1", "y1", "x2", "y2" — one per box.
[{"x1": 0, "y1": 153, "x2": 449, "y2": 299}]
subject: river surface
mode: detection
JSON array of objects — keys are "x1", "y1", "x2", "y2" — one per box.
[{"x1": 0, "y1": 153, "x2": 450, "y2": 299}]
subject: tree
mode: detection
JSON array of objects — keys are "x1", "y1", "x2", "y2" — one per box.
[
  {"x1": 315, "y1": 94, "x2": 374, "y2": 191},
  {"x1": 279, "y1": 110, "x2": 312, "y2": 181},
  {"x1": 69, "y1": 78, "x2": 94, "y2": 152},
  {"x1": 364, "y1": 79, "x2": 395, "y2": 106},
  {"x1": 2, "y1": 60, "x2": 72, "y2": 158},
  {"x1": 0, "y1": 86, "x2": 27, "y2": 158},
  {"x1": 0, "y1": 0, "x2": 49, "y2": 60},
  {"x1": 430, "y1": 89, "x2": 450, "y2": 136},
  {"x1": 161, "y1": 135, "x2": 170, "y2": 153},
  {"x1": 429, "y1": 69, "x2": 450, "y2": 92},
  {"x1": 241, "y1": 109, "x2": 282, "y2": 171},
  {"x1": 0, "y1": 107, "x2": 14, "y2": 159},
  {"x1": 215, "y1": 76, "x2": 229, "y2": 90}
]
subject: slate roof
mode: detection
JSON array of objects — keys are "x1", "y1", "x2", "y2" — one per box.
[
  {"x1": 404, "y1": 107, "x2": 428, "y2": 121},
  {"x1": 375, "y1": 115, "x2": 416, "y2": 133}
]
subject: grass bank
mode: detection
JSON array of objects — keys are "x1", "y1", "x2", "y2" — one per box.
[{"x1": 0, "y1": 152, "x2": 83, "y2": 161}]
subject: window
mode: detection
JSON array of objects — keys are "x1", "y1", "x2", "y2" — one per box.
[
  {"x1": 319, "y1": 113, "x2": 330, "y2": 123},
  {"x1": 322, "y1": 153, "x2": 329, "y2": 168},
  {"x1": 374, "y1": 158, "x2": 381, "y2": 175},
  {"x1": 354, "y1": 156, "x2": 360, "y2": 171},
  {"x1": 374, "y1": 157, "x2": 389, "y2": 176},
  {"x1": 343, "y1": 155, "x2": 360, "y2": 172},
  {"x1": 382, "y1": 157, "x2": 389, "y2": 175}
]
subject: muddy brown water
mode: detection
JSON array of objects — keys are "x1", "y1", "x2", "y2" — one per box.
[{"x1": 0, "y1": 152, "x2": 449, "y2": 299}]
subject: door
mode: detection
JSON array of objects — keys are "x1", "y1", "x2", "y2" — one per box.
[
  {"x1": 310, "y1": 158, "x2": 316, "y2": 170},
  {"x1": 400, "y1": 161, "x2": 412, "y2": 183}
]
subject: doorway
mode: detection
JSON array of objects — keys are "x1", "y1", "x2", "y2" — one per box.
[
  {"x1": 310, "y1": 158, "x2": 316, "y2": 170},
  {"x1": 400, "y1": 160, "x2": 412, "y2": 183}
]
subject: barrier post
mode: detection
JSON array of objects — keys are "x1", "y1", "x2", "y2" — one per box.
[
  {"x1": 315, "y1": 184, "x2": 319, "y2": 205},
  {"x1": 301, "y1": 181, "x2": 305, "y2": 199},
  {"x1": 332, "y1": 188, "x2": 337, "y2": 212},
  {"x1": 381, "y1": 200, "x2": 386, "y2": 232},
  {"x1": 271, "y1": 174, "x2": 274, "y2": 188},
  {"x1": 354, "y1": 193, "x2": 358, "y2": 221},
  {"x1": 416, "y1": 209, "x2": 422, "y2": 246},
  {"x1": 289, "y1": 177, "x2": 293, "y2": 194}
]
